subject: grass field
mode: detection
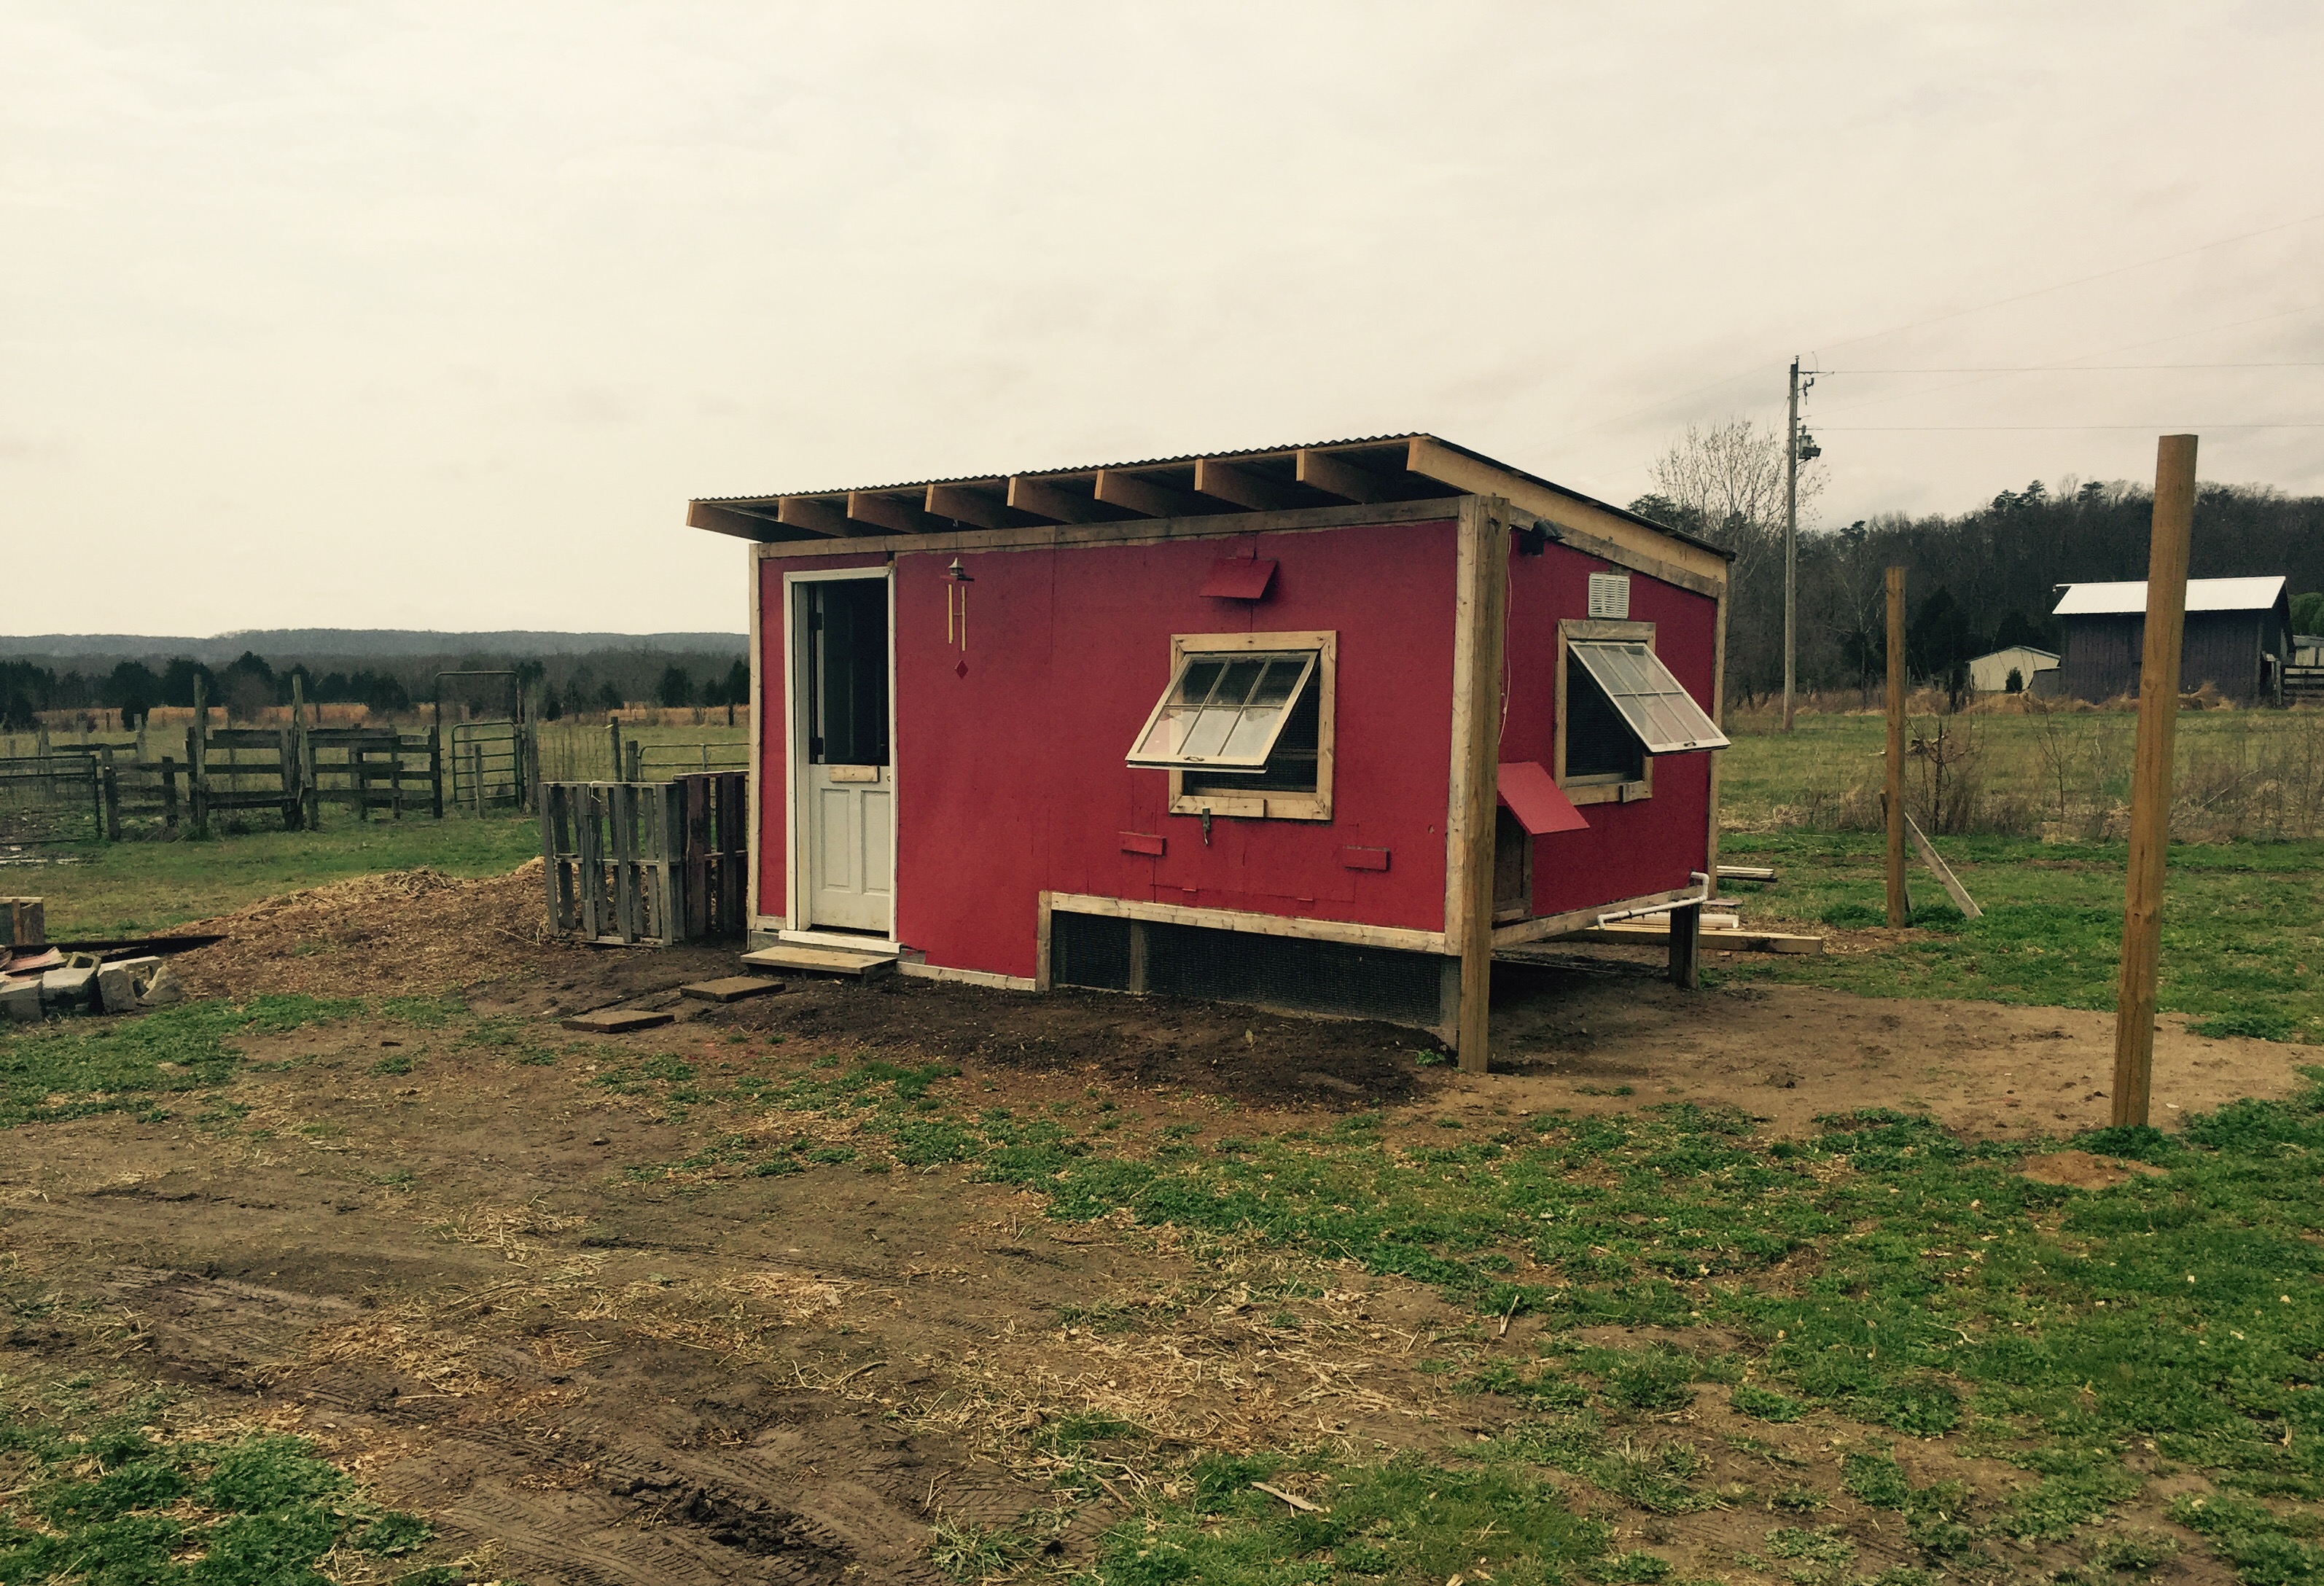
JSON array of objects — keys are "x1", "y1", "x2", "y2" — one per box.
[
  {"x1": 1722, "y1": 704, "x2": 2324, "y2": 842},
  {"x1": 1718, "y1": 831, "x2": 2324, "y2": 1044},
  {"x1": 16, "y1": 819, "x2": 542, "y2": 938}
]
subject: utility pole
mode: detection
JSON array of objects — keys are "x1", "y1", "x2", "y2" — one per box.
[{"x1": 1783, "y1": 358, "x2": 1801, "y2": 732}]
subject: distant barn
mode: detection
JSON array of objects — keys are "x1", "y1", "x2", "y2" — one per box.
[{"x1": 2051, "y1": 577, "x2": 2290, "y2": 704}]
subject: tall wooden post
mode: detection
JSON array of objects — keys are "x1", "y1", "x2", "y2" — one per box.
[
  {"x1": 1451, "y1": 497, "x2": 1511, "y2": 1074},
  {"x1": 608, "y1": 719, "x2": 623, "y2": 782},
  {"x1": 2113, "y1": 434, "x2": 2198, "y2": 1129},
  {"x1": 289, "y1": 673, "x2": 311, "y2": 830},
  {"x1": 1884, "y1": 567, "x2": 1908, "y2": 927},
  {"x1": 190, "y1": 676, "x2": 211, "y2": 839}
]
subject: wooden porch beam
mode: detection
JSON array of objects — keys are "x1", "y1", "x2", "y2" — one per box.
[
  {"x1": 1094, "y1": 469, "x2": 1206, "y2": 518},
  {"x1": 925, "y1": 483, "x2": 1013, "y2": 530},
  {"x1": 1295, "y1": 448, "x2": 1395, "y2": 504},
  {"x1": 1007, "y1": 474, "x2": 1107, "y2": 524},
  {"x1": 1193, "y1": 457, "x2": 1297, "y2": 512},
  {"x1": 687, "y1": 501, "x2": 781, "y2": 541},
  {"x1": 776, "y1": 496, "x2": 863, "y2": 537},
  {"x1": 847, "y1": 491, "x2": 938, "y2": 535}
]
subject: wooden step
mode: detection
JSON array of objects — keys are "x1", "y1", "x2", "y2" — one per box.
[
  {"x1": 1559, "y1": 923, "x2": 1825, "y2": 956},
  {"x1": 738, "y1": 942, "x2": 899, "y2": 979}
]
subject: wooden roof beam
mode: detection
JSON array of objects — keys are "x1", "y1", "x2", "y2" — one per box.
[
  {"x1": 688, "y1": 500, "x2": 782, "y2": 541},
  {"x1": 847, "y1": 491, "x2": 938, "y2": 534},
  {"x1": 1093, "y1": 468, "x2": 1206, "y2": 518},
  {"x1": 1193, "y1": 457, "x2": 1298, "y2": 512},
  {"x1": 925, "y1": 483, "x2": 1013, "y2": 530},
  {"x1": 777, "y1": 496, "x2": 866, "y2": 537},
  {"x1": 1295, "y1": 448, "x2": 1395, "y2": 504},
  {"x1": 1007, "y1": 474, "x2": 1107, "y2": 524}
]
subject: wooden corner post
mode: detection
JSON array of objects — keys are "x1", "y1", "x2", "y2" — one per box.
[
  {"x1": 2113, "y1": 434, "x2": 2197, "y2": 1128},
  {"x1": 1448, "y1": 496, "x2": 1512, "y2": 1073},
  {"x1": 1884, "y1": 567, "x2": 1908, "y2": 927}
]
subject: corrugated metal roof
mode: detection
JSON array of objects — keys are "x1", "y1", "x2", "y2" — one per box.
[
  {"x1": 687, "y1": 431, "x2": 1731, "y2": 560},
  {"x1": 691, "y1": 432, "x2": 1429, "y2": 504},
  {"x1": 2052, "y1": 576, "x2": 2286, "y2": 616}
]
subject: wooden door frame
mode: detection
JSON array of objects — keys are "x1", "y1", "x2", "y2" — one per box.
[{"x1": 780, "y1": 566, "x2": 899, "y2": 948}]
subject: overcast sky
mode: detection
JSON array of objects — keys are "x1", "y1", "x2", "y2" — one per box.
[{"x1": 5, "y1": 2, "x2": 2320, "y2": 636}]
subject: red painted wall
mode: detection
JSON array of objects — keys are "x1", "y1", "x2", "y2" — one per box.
[
  {"x1": 752, "y1": 520, "x2": 1723, "y2": 978},
  {"x1": 1499, "y1": 539, "x2": 1718, "y2": 915}
]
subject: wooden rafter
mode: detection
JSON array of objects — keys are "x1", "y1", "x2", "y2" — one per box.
[
  {"x1": 688, "y1": 501, "x2": 781, "y2": 541},
  {"x1": 925, "y1": 483, "x2": 1013, "y2": 530},
  {"x1": 1295, "y1": 448, "x2": 1394, "y2": 504},
  {"x1": 1007, "y1": 475, "x2": 1107, "y2": 524},
  {"x1": 1093, "y1": 469, "x2": 1205, "y2": 518},
  {"x1": 777, "y1": 497, "x2": 862, "y2": 537},
  {"x1": 1193, "y1": 457, "x2": 1296, "y2": 512},
  {"x1": 847, "y1": 491, "x2": 937, "y2": 534}
]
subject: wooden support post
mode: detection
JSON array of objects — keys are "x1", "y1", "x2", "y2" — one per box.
[
  {"x1": 190, "y1": 679, "x2": 211, "y2": 838},
  {"x1": 1450, "y1": 497, "x2": 1512, "y2": 1074},
  {"x1": 2113, "y1": 434, "x2": 2197, "y2": 1130},
  {"x1": 390, "y1": 734, "x2": 405, "y2": 819},
  {"x1": 1667, "y1": 902, "x2": 1701, "y2": 989},
  {"x1": 276, "y1": 728, "x2": 298, "y2": 830},
  {"x1": 288, "y1": 674, "x2": 309, "y2": 830},
  {"x1": 160, "y1": 754, "x2": 179, "y2": 832},
  {"x1": 542, "y1": 784, "x2": 566, "y2": 931},
  {"x1": 1884, "y1": 566, "x2": 1908, "y2": 927},
  {"x1": 1126, "y1": 918, "x2": 1150, "y2": 994},
  {"x1": 624, "y1": 739, "x2": 642, "y2": 784},
  {"x1": 609, "y1": 719, "x2": 623, "y2": 781}
]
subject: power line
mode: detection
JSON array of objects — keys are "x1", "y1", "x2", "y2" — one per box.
[
  {"x1": 1824, "y1": 362, "x2": 2324, "y2": 373},
  {"x1": 1818, "y1": 423, "x2": 2323, "y2": 431}
]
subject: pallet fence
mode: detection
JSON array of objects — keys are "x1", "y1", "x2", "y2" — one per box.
[{"x1": 541, "y1": 771, "x2": 747, "y2": 945}]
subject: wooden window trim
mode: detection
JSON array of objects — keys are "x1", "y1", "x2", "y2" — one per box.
[
  {"x1": 1555, "y1": 617, "x2": 1655, "y2": 807},
  {"x1": 1165, "y1": 630, "x2": 1336, "y2": 822}
]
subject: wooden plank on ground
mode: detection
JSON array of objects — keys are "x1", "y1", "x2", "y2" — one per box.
[
  {"x1": 1559, "y1": 923, "x2": 1825, "y2": 955},
  {"x1": 1903, "y1": 813, "x2": 1983, "y2": 920},
  {"x1": 1716, "y1": 864, "x2": 1777, "y2": 881},
  {"x1": 680, "y1": 975, "x2": 786, "y2": 1003},
  {"x1": 738, "y1": 943, "x2": 899, "y2": 978},
  {"x1": 561, "y1": 1007, "x2": 674, "y2": 1034}
]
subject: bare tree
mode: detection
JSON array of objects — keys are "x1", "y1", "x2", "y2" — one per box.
[{"x1": 1632, "y1": 417, "x2": 1825, "y2": 703}]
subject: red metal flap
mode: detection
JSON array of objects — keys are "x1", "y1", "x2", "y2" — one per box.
[
  {"x1": 1119, "y1": 831, "x2": 1166, "y2": 856},
  {"x1": 1497, "y1": 762, "x2": 1589, "y2": 835},
  {"x1": 1339, "y1": 845, "x2": 1390, "y2": 871},
  {"x1": 1199, "y1": 558, "x2": 1278, "y2": 600}
]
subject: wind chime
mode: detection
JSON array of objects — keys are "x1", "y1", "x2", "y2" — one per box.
[{"x1": 945, "y1": 557, "x2": 973, "y2": 677}]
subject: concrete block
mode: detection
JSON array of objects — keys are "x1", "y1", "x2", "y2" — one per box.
[
  {"x1": 680, "y1": 976, "x2": 785, "y2": 1004},
  {"x1": 1, "y1": 978, "x2": 40, "y2": 1023},
  {"x1": 137, "y1": 963, "x2": 187, "y2": 1007},
  {"x1": 42, "y1": 964, "x2": 98, "y2": 1011},
  {"x1": 97, "y1": 962, "x2": 139, "y2": 1014}
]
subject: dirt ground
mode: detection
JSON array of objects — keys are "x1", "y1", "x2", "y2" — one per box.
[{"x1": 4, "y1": 872, "x2": 2306, "y2": 1583}]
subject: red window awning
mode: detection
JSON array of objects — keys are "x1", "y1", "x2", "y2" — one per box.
[
  {"x1": 1497, "y1": 761, "x2": 1589, "y2": 835},
  {"x1": 1200, "y1": 558, "x2": 1278, "y2": 600}
]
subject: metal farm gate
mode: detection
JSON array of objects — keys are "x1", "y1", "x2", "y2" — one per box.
[{"x1": 0, "y1": 754, "x2": 102, "y2": 845}]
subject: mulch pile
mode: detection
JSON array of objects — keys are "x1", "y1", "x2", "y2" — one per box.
[{"x1": 165, "y1": 861, "x2": 568, "y2": 999}]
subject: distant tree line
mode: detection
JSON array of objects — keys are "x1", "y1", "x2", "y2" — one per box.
[
  {"x1": 0, "y1": 645, "x2": 748, "y2": 730},
  {"x1": 1631, "y1": 422, "x2": 2324, "y2": 706}
]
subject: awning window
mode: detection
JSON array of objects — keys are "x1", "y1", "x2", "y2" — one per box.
[
  {"x1": 1566, "y1": 641, "x2": 1729, "y2": 753},
  {"x1": 1127, "y1": 650, "x2": 1318, "y2": 772}
]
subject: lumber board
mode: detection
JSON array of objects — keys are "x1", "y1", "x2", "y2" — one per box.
[
  {"x1": 680, "y1": 975, "x2": 785, "y2": 1003},
  {"x1": 1903, "y1": 813, "x2": 1982, "y2": 920},
  {"x1": 1559, "y1": 923, "x2": 1824, "y2": 955},
  {"x1": 561, "y1": 1008, "x2": 674, "y2": 1033},
  {"x1": 738, "y1": 943, "x2": 898, "y2": 977}
]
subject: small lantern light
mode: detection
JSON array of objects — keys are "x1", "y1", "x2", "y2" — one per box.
[{"x1": 948, "y1": 556, "x2": 974, "y2": 583}]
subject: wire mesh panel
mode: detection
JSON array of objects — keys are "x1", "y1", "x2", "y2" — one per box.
[
  {"x1": 1050, "y1": 910, "x2": 1443, "y2": 1031},
  {"x1": 0, "y1": 754, "x2": 100, "y2": 845}
]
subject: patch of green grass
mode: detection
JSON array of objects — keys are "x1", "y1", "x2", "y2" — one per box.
[
  {"x1": 1717, "y1": 831, "x2": 2324, "y2": 1043},
  {"x1": 2169, "y1": 1493, "x2": 2324, "y2": 1586},
  {"x1": 0, "y1": 996, "x2": 362, "y2": 1127},
  {"x1": 372, "y1": 1053, "x2": 415, "y2": 1076},
  {"x1": 1081, "y1": 1449, "x2": 1610, "y2": 1585},
  {"x1": 1732, "y1": 1384, "x2": 1804, "y2": 1423},
  {"x1": 0, "y1": 1383, "x2": 451, "y2": 1585},
  {"x1": 26, "y1": 816, "x2": 543, "y2": 937}
]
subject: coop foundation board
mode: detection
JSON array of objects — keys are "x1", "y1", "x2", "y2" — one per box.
[{"x1": 695, "y1": 435, "x2": 1732, "y2": 1067}]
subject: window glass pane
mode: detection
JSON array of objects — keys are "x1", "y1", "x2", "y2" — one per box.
[
  {"x1": 1567, "y1": 640, "x2": 1729, "y2": 754},
  {"x1": 1212, "y1": 658, "x2": 1267, "y2": 708},
  {"x1": 1176, "y1": 659, "x2": 1225, "y2": 705},
  {"x1": 1247, "y1": 657, "x2": 1304, "y2": 706},
  {"x1": 1179, "y1": 703, "x2": 1241, "y2": 760}
]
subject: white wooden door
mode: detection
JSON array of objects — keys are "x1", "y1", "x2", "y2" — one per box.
[
  {"x1": 795, "y1": 576, "x2": 894, "y2": 936},
  {"x1": 807, "y1": 763, "x2": 892, "y2": 931}
]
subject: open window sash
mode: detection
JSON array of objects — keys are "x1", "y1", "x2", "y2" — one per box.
[
  {"x1": 1126, "y1": 650, "x2": 1318, "y2": 773},
  {"x1": 1566, "y1": 641, "x2": 1729, "y2": 753}
]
